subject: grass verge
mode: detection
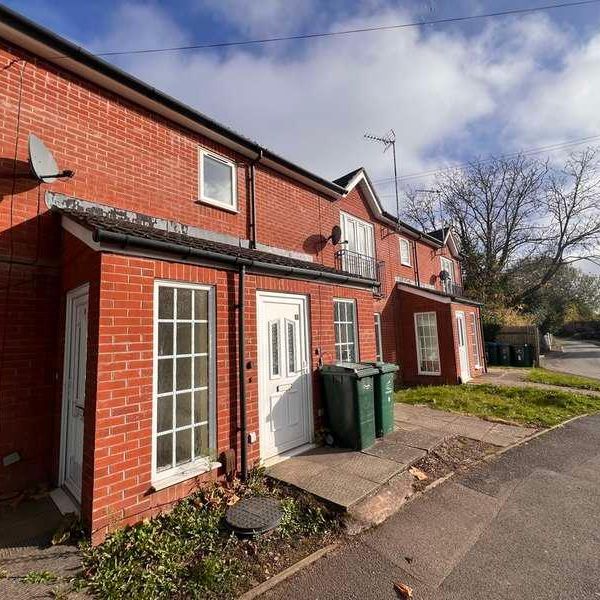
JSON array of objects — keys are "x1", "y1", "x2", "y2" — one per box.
[
  {"x1": 81, "y1": 469, "x2": 339, "y2": 600},
  {"x1": 396, "y1": 383, "x2": 600, "y2": 428},
  {"x1": 526, "y1": 368, "x2": 600, "y2": 392}
]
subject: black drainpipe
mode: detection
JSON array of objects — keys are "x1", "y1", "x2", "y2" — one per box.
[
  {"x1": 248, "y1": 150, "x2": 263, "y2": 250},
  {"x1": 238, "y1": 264, "x2": 248, "y2": 480}
]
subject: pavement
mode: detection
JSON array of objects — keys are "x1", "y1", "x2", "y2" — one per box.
[
  {"x1": 0, "y1": 496, "x2": 87, "y2": 599},
  {"x1": 542, "y1": 337, "x2": 600, "y2": 379},
  {"x1": 267, "y1": 405, "x2": 536, "y2": 509},
  {"x1": 260, "y1": 413, "x2": 600, "y2": 600}
]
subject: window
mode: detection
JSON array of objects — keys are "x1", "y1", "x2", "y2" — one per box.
[
  {"x1": 199, "y1": 149, "x2": 237, "y2": 211},
  {"x1": 154, "y1": 282, "x2": 215, "y2": 481},
  {"x1": 269, "y1": 320, "x2": 280, "y2": 378},
  {"x1": 374, "y1": 313, "x2": 383, "y2": 362},
  {"x1": 340, "y1": 212, "x2": 376, "y2": 279},
  {"x1": 334, "y1": 299, "x2": 358, "y2": 362},
  {"x1": 440, "y1": 257, "x2": 455, "y2": 293},
  {"x1": 470, "y1": 314, "x2": 482, "y2": 368},
  {"x1": 399, "y1": 237, "x2": 412, "y2": 266},
  {"x1": 414, "y1": 312, "x2": 441, "y2": 375}
]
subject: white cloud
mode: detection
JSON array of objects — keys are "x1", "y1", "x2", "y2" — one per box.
[
  {"x1": 201, "y1": 0, "x2": 319, "y2": 36},
  {"x1": 91, "y1": 3, "x2": 600, "y2": 212}
]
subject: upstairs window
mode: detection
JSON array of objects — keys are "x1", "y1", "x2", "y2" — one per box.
[
  {"x1": 440, "y1": 256, "x2": 455, "y2": 293},
  {"x1": 199, "y1": 149, "x2": 237, "y2": 212},
  {"x1": 399, "y1": 237, "x2": 412, "y2": 266},
  {"x1": 339, "y1": 212, "x2": 376, "y2": 279}
]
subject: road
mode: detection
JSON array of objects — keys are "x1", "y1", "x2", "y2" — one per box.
[
  {"x1": 543, "y1": 337, "x2": 600, "y2": 379},
  {"x1": 262, "y1": 414, "x2": 600, "y2": 600}
]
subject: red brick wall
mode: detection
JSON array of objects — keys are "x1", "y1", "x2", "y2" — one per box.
[
  {"x1": 397, "y1": 290, "x2": 458, "y2": 385},
  {"x1": 90, "y1": 251, "x2": 376, "y2": 543}
]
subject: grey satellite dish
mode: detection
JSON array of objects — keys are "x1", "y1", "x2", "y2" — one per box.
[
  {"x1": 28, "y1": 134, "x2": 74, "y2": 183},
  {"x1": 330, "y1": 225, "x2": 342, "y2": 245},
  {"x1": 439, "y1": 269, "x2": 451, "y2": 282}
]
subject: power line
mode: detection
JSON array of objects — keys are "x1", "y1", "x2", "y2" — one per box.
[
  {"x1": 374, "y1": 133, "x2": 600, "y2": 187},
  {"x1": 80, "y1": 0, "x2": 600, "y2": 57}
]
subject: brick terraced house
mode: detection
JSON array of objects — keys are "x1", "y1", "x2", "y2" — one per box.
[{"x1": 0, "y1": 7, "x2": 484, "y2": 543}]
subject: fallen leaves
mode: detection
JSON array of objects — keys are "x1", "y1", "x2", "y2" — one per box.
[
  {"x1": 409, "y1": 467, "x2": 428, "y2": 481},
  {"x1": 394, "y1": 580, "x2": 413, "y2": 598}
]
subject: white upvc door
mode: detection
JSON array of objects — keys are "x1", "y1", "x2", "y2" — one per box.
[
  {"x1": 257, "y1": 292, "x2": 311, "y2": 461},
  {"x1": 456, "y1": 311, "x2": 471, "y2": 383},
  {"x1": 60, "y1": 284, "x2": 89, "y2": 502}
]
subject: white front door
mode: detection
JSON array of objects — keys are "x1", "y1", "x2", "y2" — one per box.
[
  {"x1": 257, "y1": 292, "x2": 311, "y2": 460},
  {"x1": 61, "y1": 284, "x2": 89, "y2": 502},
  {"x1": 456, "y1": 311, "x2": 471, "y2": 383}
]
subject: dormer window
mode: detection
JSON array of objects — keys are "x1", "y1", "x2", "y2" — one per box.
[
  {"x1": 198, "y1": 149, "x2": 237, "y2": 212},
  {"x1": 399, "y1": 237, "x2": 412, "y2": 267}
]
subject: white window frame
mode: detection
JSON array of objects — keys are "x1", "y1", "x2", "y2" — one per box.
[
  {"x1": 414, "y1": 311, "x2": 441, "y2": 376},
  {"x1": 152, "y1": 280, "x2": 217, "y2": 486},
  {"x1": 440, "y1": 256, "x2": 455, "y2": 293},
  {"x1": 399, "y1": 237, "x2": 412, "y2": 267},
  {"x1": 198, "y1": 148, "x2": 238, "y2": 213},
  {"x1": 334, "y1": 298, "x2": 359, "y2": 362},
  {"x1": 374, "y1": 313, "x2": 383, "y2": 362}
]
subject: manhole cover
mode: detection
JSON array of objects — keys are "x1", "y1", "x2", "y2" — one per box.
[{"x1": 225, "y1": 497, "x2": 282, "y2": 536}]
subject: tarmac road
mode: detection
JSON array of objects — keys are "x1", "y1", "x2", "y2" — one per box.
[
  {"x1": 261, "y1": 414, "x2": 600, "y2": 600},
  {"x1": 543, "y1": 337, "x2": 600, "y2": 379}
]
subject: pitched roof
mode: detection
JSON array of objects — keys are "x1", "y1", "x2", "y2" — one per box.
[
  {"x1": 0, "y1": 5, "x2": 345, "y2": 199},
  {"x1": 427, "y1": 227, "x2": 450, "y2": 243},
  {"x1": 333, "y1": 168, "x2": 363, "y2": 188},
  {"x1": 55, "y1": 204, "x2": 378, "y2": 287}
]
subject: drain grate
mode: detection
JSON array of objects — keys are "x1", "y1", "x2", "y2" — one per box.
[{"x1": 225, "y1": 497, "x2": 282, "y2": 536}]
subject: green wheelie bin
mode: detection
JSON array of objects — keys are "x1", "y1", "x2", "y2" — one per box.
[
  {"x1": 485, "y1": 342, "x2": 499, "y2": 366},
  {"x1": 320, "y1": 363, "x2": 378, "y2": 450},
  {"x1": 497, "y1": 343, "x2": 511, "y2": 366},
  {"x1": 510, "y1": 344, "x2": 527, "y2": 367},
  {"x1": 363, "y1": 362, "x2": 399, "y2": 438}
]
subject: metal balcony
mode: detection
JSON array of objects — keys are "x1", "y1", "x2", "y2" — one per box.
[
  {"x1": 335, "y1": 249, "x2": 384, "y2": 293},
  {"x1": 441, "y1": 282, "x2": 465, "y2": 297}
]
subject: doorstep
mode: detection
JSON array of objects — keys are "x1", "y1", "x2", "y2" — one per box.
[{"x1": 266, "y1": 426, "x2": 448, "y2": 510}]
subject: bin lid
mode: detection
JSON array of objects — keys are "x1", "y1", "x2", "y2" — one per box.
[
  {"x1": 320, "y1": 362, "x2": 379, "y2": 378},
  {"x1": 363, "y1": 361, "x2": 399, "y2": 374}
]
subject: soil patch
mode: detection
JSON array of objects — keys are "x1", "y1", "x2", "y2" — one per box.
[{"x1": 410, "y1": 436, "x2": 499, "y2": 492}]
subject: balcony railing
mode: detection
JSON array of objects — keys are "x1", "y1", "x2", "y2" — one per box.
[
  {"x1": 335, "y1": 249, "x2": 384, "y2": 292},
  {"x1": 441, "y1": 282, "x2": 465, "y2": 297}
]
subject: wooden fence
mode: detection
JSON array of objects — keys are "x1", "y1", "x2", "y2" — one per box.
[{"x1": 494, "y1": 325, "x2": 541, "y2": 366}]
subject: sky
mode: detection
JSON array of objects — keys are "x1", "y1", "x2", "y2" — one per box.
[{"x1": 5, "y1": 0, "x2": 600, "y2": 272}]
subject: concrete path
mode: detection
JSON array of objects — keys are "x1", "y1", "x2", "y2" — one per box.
[
  {"x1": 542, "y1": 337, "x2": 600, "y2": 379},
  {"x1": 473, "y1": 366, "x2": 600, "y2": 397},
  {"x1": 267, "y1": 406, "x2": 535, "y2": 509},
  {"x1": 261, "y1": 413, "x2": 600, "y2": 600}
]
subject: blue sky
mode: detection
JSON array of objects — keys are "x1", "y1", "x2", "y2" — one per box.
[{"x1": 5, "y1": 0, "x2": 600, "y2": 260}]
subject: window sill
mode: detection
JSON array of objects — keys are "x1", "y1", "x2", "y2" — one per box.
[
  {"x1": 150, "y1": 461, "x2": 221, "y2": 493},
  {"x1": 195, "y1": 197, "x2": 238, "y2": 214}
]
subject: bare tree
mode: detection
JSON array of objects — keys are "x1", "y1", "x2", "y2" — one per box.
[
  {"x1": 512, "y1": 148, "x2": 600, "y2": 301},
  {"x1": 401, "y1": 149, "x2": 600, "y2": 305}
]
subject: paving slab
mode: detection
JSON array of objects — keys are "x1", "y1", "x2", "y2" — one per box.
[
  {"x1": 332, "y1": 451, "x2": 401, "y2": 484},
  {"x1": 363, "y1": 439, "x2": 426, "y2": 465},
  {"x1": 297, "y1": 467, "x2": 380, "y2": 508},
  {"x1": 391, "y1": 424, "x2": 449, "y2": 451},
  {"x1": 361, "y1": 481, "x2": 502, "y2": 587}
]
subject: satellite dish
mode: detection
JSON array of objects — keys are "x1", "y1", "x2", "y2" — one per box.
[
  {"x1": 330, "y1": 225, "x2": 342, "y2": 245},
  {"x1": 439, "y1": 270, "x2": 450, "y2": 282},
  {"x1": 28, "y1": 134, "x2": 74, "y2": 183}
]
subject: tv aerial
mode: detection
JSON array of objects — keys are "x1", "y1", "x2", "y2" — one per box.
[
  {"x1": 364, "y1": 129, "x2": 400, "y2": 224},
  {"x1": 28, "y1": 134, "x2": 74, "y2": 183}
]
